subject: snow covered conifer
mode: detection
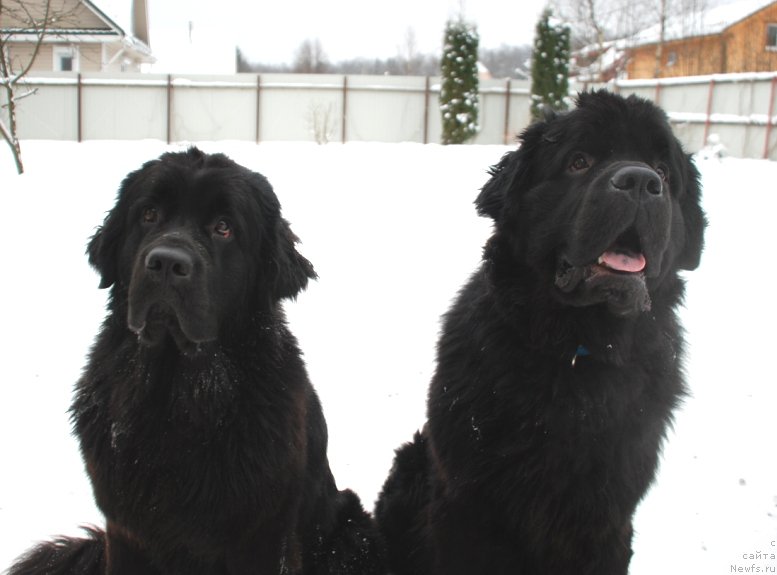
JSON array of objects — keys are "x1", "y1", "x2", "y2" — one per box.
[
  {"x1": 440, "y1": 19, "x2": 480, "y2": 145},
  {"x1": 530, "y1": 9, "x2": 571, "y2": 122}
]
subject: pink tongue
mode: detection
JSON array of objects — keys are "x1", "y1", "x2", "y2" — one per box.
[{"x1": 600, "y1": 251, "x2": 646, "y2": 273}]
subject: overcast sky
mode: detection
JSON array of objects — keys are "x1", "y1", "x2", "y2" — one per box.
[
  {"x1": 98, "y1": 0, "x2": 750, "y2": 73},
  {"x1": 100, "y1": 0, "x2": 548, "y2": 72}
]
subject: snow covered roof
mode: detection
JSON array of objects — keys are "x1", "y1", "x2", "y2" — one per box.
[{"x1": 631, "y1": 0, "x2": 777, "y2": 46}]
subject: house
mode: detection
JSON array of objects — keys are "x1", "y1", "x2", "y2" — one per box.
[
  {"x1": 626, "y1": 0, "x2": 777, "y2": 78},
  {"x1": 0, "y1": 0, "x2": 153, "y2": 73}
]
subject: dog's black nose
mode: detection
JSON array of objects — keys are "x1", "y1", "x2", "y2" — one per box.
[
  {"x1": 610, "y1": 166, "x2": 662, "y2": 197},
  {"x1": 145, "y1": 246, "x2": 193, "y2": 280}
]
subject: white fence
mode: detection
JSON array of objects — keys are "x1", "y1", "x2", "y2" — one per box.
[
  {"x1": 607, "y1": 73, "x2": 777, "y2": 161},
  {"x1": 3, "y1": 71, "x2": 777, "y2": 159},
  {"x1": 4, "y1": 73, "x2": 532, "y2": 147}
]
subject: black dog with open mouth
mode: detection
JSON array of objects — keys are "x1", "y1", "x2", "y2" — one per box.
[
  {"x1": 10, "y1": 148, "x2": 386, "y2": 575},
  {"x1": 375, "y1": 91, "x2": 706, "y2": 575}
]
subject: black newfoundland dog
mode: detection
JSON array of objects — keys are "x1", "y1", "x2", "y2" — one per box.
[
  {"x1": 375, "y1": 91, "x2": 707, "y2": 575},
  {"x1": 10, "y1": 148, "x2": 386, "y2": 575}
]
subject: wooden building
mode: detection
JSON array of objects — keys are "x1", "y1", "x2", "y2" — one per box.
[
  {"x1": 1, "y1": 0, "x2": 152, "y2": 73},
  {"x1": 627, "y1": 0, "x2": 777, "y2": 78}
]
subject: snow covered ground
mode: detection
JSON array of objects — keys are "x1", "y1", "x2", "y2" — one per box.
[{"x1": 0, "y1": 141, "x2": 775, "y2": 574}]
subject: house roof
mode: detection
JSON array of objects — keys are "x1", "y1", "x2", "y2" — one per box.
[
  {"x1": 88, "y1": 0, "x2": 153, "y2": 61},
  {"x1": 68, "y1": 0, "x2": 153, "y2": 61},
  {"x1": 81, "y1": 0, "x2": 125, "y2": 33},
  {"x1": 1, "y1": 0, "x2": 153, "y2": 62},
  {"x1": 631, "y1": 0, "x2": 777, "y2": 46}
]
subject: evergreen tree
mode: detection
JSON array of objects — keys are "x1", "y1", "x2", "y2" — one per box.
[
  {"x1": 440, "y1": 19, "x2": 480, "y2": 145},
  {"x1": 530, "y1": 9, "x2": 571, "y2": 121}
]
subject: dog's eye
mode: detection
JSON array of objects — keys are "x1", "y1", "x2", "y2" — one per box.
[
  {"x1": 142, "y1": 207, "x2": 158, "y2": 224},
  {"x1": 655, "y1": 164, "x2": 670, "y2": 182},
  {"x1": 568, "y1": 154, "x2": 591, "y2": 173},
  {"x1": 213, "y1": 220, "x2": 232, "y2": 239}
]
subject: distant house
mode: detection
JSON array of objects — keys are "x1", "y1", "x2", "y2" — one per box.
[
  {"x1": 0, "y1": 0, "x2": 153, "y2": 73},
  {"x1": 626, "y1": 0, "x2": 777, "y2": 78}
]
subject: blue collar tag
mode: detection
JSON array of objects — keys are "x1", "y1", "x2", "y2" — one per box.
[{"x1": 572, "y1": 345, "x2": 590, "y2": 367}]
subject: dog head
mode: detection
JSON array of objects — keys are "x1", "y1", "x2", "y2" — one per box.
[
  {"x1": 476, "y1": 91, "x2": 706, "y2": 317},
  {"x1": 87, "y1": 147, "x2": 316, "y2": 352}
]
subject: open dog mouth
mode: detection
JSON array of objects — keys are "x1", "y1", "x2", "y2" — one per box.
[
  {"x1": 555, "y1": 251, "x2": 648, "y2": 289},
  {"x1": 558, "y1": 229, "x2": 647, "y2": 283},
  {"x1": 555, "y1": 229, "x2": 652, "y2": 316},
  {"x1": 596, "y1": 226, "x2": 647, "y2": 274},
  {"x1": 597, "y1": 249, "x2": 646, "y2": 273}
]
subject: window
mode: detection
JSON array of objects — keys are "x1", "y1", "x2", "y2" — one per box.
[
  {"x1": 59, "y1": 55, "x2": 74, "y2": 71},
  {"x1": 53, "y1": 46, "x2": 79, "y2": 72},
  {"x1": 768, "y1": 24, "x2": 777, "y2": 51},
  {"x1": 667, "y1": 51, "x2": 678, "y2": 67}
]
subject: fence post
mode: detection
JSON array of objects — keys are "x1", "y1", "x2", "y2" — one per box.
[
  {"x1": 423, "y1": 76, "x2": 430, "y2": 144},
  {"x1": 255, "y1": 74, "x2": 262, "y2": 144},
  {"x1": 166, "y1": 74, "x2": 173, "y2": 145},
  {"x1": 763, "y1": 75, "x2": 777, "y2": 160},
  {"x1": 503, "y1": 79, "x2": 512, "y2": 145},
  {"x1": 341, "y1": 76, "x2": 348, "y2": 144},
  {"x1": 702, "y1": 77, "x2": 716, "y2": 148},
  {"x1": 77, "y1": 73, "x2": 83, "y2": 143}
]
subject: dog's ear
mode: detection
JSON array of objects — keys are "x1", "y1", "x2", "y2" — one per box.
[
  {"x1": 475, "y1": 150, "x2": 520, "y2": 220},
  {"x1": 87, "y1": 162, "x2": 156, "y2": 289},
  {"x1": 247, "y1": 171, "x2": 317, "y2": 301},
  {"x1": 475, "y1": 119, "x2": 549, "y2": 221},
  {"x1": 87, "y1": 206, "x2": 123, "y2": 289},
  {"x1": 272, "y1": 219, "x2": 317, "y2": 300},
  {"x1": 676, "y1": 155, "x2": 707, "y2": 270}
]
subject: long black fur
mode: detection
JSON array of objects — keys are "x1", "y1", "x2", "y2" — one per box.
[
  {"x1": 9, "y1": 528, "x2": 105, "y2": 575},
  {"x1": 375, "y1": 91, "x2": 707, "y2": 575},
  {"x1": 9, "y1": 148, "x2": 386, "y2": 575}
]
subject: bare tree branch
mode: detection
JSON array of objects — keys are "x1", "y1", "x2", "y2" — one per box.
[
  {"x1": 11, "y1": 0, "x2": 52, "y2": 83},
  {"x1": 554, "y1": 0, "x2": 711, "y2": 80},
  {"x1": 1, "y1": 0, "x2": 80, "y2": 173},
  {"x1": 583, "y1": 0, "x2": 607, "y2": 79},
  {"x1": 653, "y1": 0, "x2": 667, "y2": 78},
  {"x1": 1, "y1": 85, "x2": 37, "y2": 106}
]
